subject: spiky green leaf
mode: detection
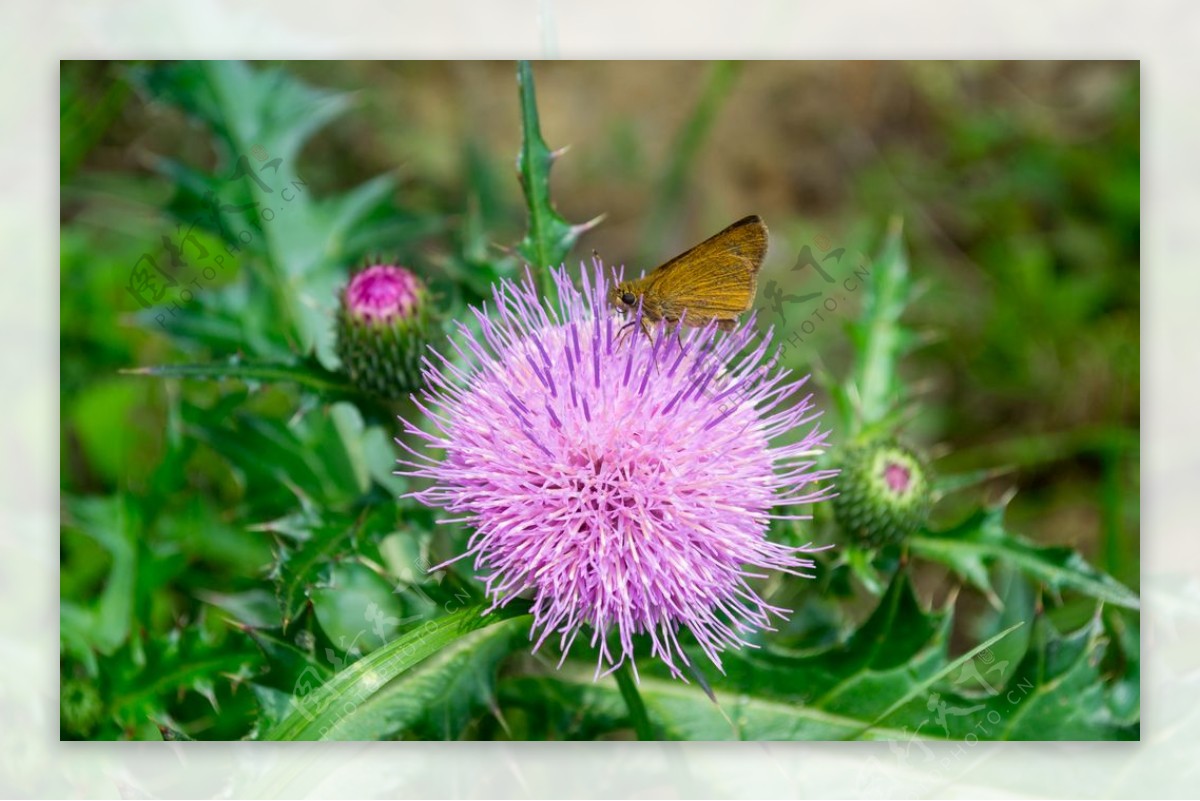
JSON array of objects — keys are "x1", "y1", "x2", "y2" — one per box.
[
  {"x1": 909, "y1": 505, "x2": 1139, "y2": 611},
  {"x1": 498, "y1": 571, "x2": 1131, "y2": 740}
]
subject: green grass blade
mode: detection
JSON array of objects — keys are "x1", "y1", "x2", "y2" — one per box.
[{"x1": 262, "y1": 602, "x2": 531, "y2": 740}]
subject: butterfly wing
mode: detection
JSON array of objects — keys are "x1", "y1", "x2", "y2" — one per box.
[{"x1": 643, "y1": 215, "x2": 768, "y2": 326}]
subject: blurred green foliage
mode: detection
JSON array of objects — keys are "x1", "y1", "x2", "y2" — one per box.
[{"x1": 59, "y1": 60, "x2": 1138, "y2": 741}]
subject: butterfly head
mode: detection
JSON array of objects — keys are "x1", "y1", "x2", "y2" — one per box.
[{"x1": 608, "y1": 282, "x2": 641, "y2": 316}]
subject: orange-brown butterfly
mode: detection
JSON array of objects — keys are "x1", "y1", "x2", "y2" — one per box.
[{"x1": 608, "y1": 215, "x2": 767, "y2": 334}]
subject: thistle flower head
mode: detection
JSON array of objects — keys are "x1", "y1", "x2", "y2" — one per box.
[
  {"x1": 336, "y1": 263, "x2": 433, "y2": 397},
  {"x1": 398, "y1": 263, "x2": 835, "y2": 679}
]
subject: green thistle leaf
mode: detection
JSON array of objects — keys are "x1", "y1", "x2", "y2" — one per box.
[
  {"x1": 847, "y1": 217, "x2": 914, "y2": 433},
  {"x1": 909, "y1": 504, "x2": 1140, "y2": 611}
]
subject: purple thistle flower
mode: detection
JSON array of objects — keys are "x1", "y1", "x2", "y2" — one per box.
[
  {"x1": 397, "y1": 262, "x2": 836, "y2": 680},
  {"x1": 344, "y1": 264, "x2": 422, "y2": 322}
]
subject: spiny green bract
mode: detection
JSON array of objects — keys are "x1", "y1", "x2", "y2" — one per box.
[{"x1": 832, "y1": 438, "x2": 932, "y2": 547}]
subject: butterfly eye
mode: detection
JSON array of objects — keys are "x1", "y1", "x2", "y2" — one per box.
[{"x1": 621, "y1": 292, "x2": 636, "y2": 306}]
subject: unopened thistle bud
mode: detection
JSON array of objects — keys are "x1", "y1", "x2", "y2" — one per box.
[
  {"x1": 335, "y1": 263, "x2": 432, "y2": 398},
  {"x1": 832, "y1": 438, "x2": 932, "y2": 547},
  {"x1": 60, "y1": 677, "x2": 103, "y2": 736}
]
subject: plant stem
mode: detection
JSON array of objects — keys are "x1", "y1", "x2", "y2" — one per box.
[
  {"x1": 513, "y1": 61, "x2": 604, "y2": 301},
  {"x1": 515, "y1": 60, "x2": 565, "y2": 301},
  {"x1": 613, "y1": 660, "x2": 654, "y2": 741}
]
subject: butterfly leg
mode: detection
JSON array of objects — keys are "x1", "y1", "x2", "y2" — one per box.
[{"x1": 614, "y1": 318, "x2": 639, "y2": 349}]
